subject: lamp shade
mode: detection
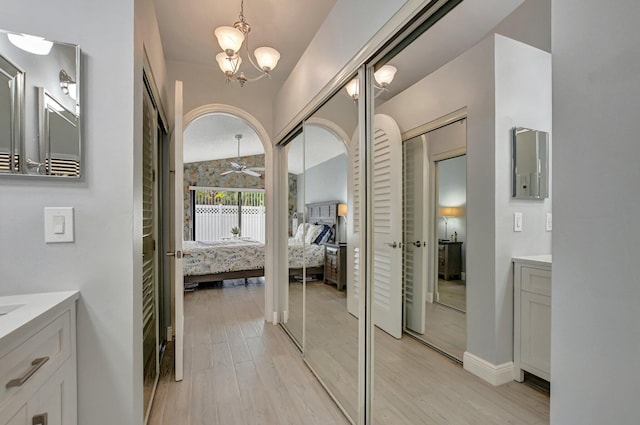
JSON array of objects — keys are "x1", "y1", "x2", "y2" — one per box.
[
  {"x1": 374, "y1": 65, "x2": 397, "y2": 86},
  {"x1": 345, "y1": 78, "x2": 359, "y2": 100},
  {"x1": 216, "y1": 52, "x2": 241, "y2": 74},
  {"x1": 214, "y1": 26, "x2": 245, "y2": 53},
  {"x1": 254, "y1": 47, "x2": 280, "y2": 71},
  {"x1": 338, "y1": 204, "x2": 348, "y2": 217},
  {"x1": 438, "y1": 206, "x2": 464, "y2": 217}
]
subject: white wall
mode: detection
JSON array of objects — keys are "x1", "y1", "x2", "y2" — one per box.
[
  {"x1": 377, "y1": 34, "x2": 551, "y2": 367},
  {"x1": 551, "y1": 1, "x2": 640, "y2": 424},
  {"x1": 0, "y1": 0, "x2": 167, "y2": 424}
]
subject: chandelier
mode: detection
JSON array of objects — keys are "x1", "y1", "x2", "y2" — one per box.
[
  {"x1": 214, "y1": 0, "x2": 281, "y2": 87},
  {"x1": 345, "y1": 65, "x2": 397, "y2": 101}
]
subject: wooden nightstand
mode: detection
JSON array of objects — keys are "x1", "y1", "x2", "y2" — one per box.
[
  {"x1": 438, "y1": 241, "x2": 462, "y2": 280},
  {"x1": 324, "y1": 243, "x2": 346, "y2": 291}
]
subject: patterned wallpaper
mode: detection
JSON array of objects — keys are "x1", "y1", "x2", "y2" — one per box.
[{"x1": 182, "y1": 154, "x2": 298, "y2": 240}]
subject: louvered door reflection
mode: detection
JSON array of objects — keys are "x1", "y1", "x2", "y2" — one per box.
[
  {"x1": 142, "y1": 86, "x2": 159, "y2": 416},
  {"x1": 347, "y1": 126, "x2": 361, "y2": 316}
]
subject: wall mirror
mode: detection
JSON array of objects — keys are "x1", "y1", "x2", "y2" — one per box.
[
  {"x1": 512, "y1": 127, "x2": 548, "y2": 199},
  {"x1": 0, "y1": 29, "x2": 80, "y2": 178}
]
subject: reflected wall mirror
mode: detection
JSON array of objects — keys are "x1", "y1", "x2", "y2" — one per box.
[
  {"x1": 512, "y1": 127, "x2": 548, "y2": 199},
  {"x1": 0, "y1": 29, "x2": 81, "y2": 178}
]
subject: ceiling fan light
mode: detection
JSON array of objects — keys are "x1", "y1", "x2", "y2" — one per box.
[
  {"x1": 214, "y1": 26, "x2": 245, "y2": 54},
  {"x1": 374, "y1": 65, "x2": 397, "y2": 86},
  {"x1": 254, "y1": 47, "x2": 280, "y2": 72},
  {"x1": 216, "y1": 52, "x2": 241, "y2": 75},
  {"x1": 345, "y1": 78, "x2": 359, "y2": 100}
]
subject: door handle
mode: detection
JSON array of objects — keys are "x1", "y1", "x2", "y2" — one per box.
[
  {"x1": 385, "y1": 242, "x2": 402, "y2": 248},
  {"x1": 412, "y1": 241, "x2": 422, "y2": 247},
  {"x1": 166, "y1": 250, "x2": 190, "y2": 258}
]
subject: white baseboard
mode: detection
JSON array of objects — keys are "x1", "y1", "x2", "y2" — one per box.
[
  {"x1": 426, "y1": 292, "x2": 434, "y2": 303},
  {"x1": 272, "y1": 311, "x2": 278, "y2": 324},
  {"x1": 463, "y1": 351, "x2": 514, "y2": 386}
]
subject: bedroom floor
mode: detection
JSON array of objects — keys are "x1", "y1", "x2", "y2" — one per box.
[{"x1": 149, "y1": 281, "x2": 549, "y2": 425}]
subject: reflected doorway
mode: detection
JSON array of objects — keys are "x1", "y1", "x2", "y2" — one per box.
[{"x1": 403, "y1": 119, "x2": 467, "y2": 361}]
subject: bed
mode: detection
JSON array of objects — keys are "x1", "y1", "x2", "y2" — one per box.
[{"x1": 182, "y1": 201, "x2": 339, "y2": 286}]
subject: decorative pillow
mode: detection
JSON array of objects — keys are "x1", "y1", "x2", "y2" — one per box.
[{"x1": 313, "y1": 225, "x2": 333, "y2": 245}]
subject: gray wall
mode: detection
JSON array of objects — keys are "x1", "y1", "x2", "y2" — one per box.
[
  {"x1": 297, "y1": 153, "x2": 348, "y2": 212},
  {"x1": 551, "y1": 1, "x2": 640, "y2": 423},
  {"x1": 438, "y1": 155, "x2": 466, "y2": 271},
  {"x1": 0, "y1": 0, "x2": 168, "y2": 424}
]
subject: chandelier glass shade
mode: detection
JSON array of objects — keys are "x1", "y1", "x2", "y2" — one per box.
[
  {"x1": 345, "y1": 65, "x2": 398, "y2": 100},
  {"x1": 214, "y1": 0, "x2": 280, "y2": 86}
]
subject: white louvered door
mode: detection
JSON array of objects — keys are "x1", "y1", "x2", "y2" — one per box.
[
  {"x1": 347, "y1": 125, "x2": 361, "y2": 317},
  {"x1": 347, "y1": 114, "x2": 403, "y2": 339},
  {"x1": 403, "y1": 135, "x2": 427, "y2": 334},
  {"x1": 371, "y1": 114, "x2": 403, "y2": 339}
]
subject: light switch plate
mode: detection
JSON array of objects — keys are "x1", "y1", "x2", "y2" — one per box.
[
  {"x1": 44, "y1": 207, "x2": 74, "y2": 243},
  {"x1": 514, "y1": 212, "x2": 523, "y2": 232},
  {"x1": 546, "y1": 213, "x2": 552, "y2": 231}
]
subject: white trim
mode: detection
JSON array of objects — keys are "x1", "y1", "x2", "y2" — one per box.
[
  {"x1": 426, "y1": 292, "x2": 434, "y2": 304},
  {"x1": 272, "y1": 311, "x2": 278, "y2": 325},
  {"x1": 183, "y1": 104, "x2": 276, "y2": 323},
  {"x1": 305, "y1": 117, "x2": 352, "y2": 155},
  {"x1": 463, "y1": 351, "x2": 514, "y2": 386},
  {"x1": 402, "y1": 107, "x2": 468, "y2": 141}
]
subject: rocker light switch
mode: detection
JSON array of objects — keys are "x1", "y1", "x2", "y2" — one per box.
[
  {"x1": 53, "y1": 215, "x2": 65, "y2": 234},
  {"x1": 45, "y1": 207, "x2": 74, "y2": 243},
  {"x1": 514, "y1": 212, "x2": 523, "y2": 232}
]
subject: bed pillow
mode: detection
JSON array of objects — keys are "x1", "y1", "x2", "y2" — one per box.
[
  {"x1": 304, "y1": 224, "x2": 325, "y2": 244},
  {"x1": 293, "y1": 223, "x2": 307, "y2": 242},
  {"x1": 313, "y1": 225, "x2": 333, "y2": 245}
]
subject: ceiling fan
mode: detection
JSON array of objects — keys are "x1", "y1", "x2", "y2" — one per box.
[{"x1": 220, "y1": 134, "x2": 264, "y2": 177}]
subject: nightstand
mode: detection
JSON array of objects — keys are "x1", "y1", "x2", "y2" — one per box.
[
  {"x1": 438, "y1": 241, "x2": 462, "y2": 280},
  {"x1": 324, "y1": 243, "x2": 346, "y2": 291}
]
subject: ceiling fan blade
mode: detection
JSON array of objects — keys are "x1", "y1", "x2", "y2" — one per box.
[
  {"x1": 230, "y1": 162, "x2": 242, "y2": 169},
  {"x1": 220, "y1": 170, "x2": 235, "y2": 175},
  {"x1": 247, "y1": 167, "x2": 265, "y2": 171},
  {"x1": 242, "y1": 169, "x2": 261, "y2": 177}
]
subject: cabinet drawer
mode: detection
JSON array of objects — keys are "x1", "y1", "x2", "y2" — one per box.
[
  {"x1": 521, "y1": 266, "x2": 551, "y2": 297},
  {"x1": 0, "y1": 311, "x2": 71, "y2": 407}
]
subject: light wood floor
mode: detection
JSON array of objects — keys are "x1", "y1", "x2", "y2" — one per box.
[
  {"x1": 292, "y1": 281, "x2": 549, "y2": 425},
  {"x1": 437, "y1": 278, "x2": 466, "y2": 312},
  {"x1": 148, "y1": 279, "x2": 349, "y2": 425},
  {"x1": 150, "y1": 280, "x2": 549, "y2": 425}
]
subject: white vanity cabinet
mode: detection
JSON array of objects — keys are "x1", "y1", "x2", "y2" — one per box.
[
  {"x1": 0, "y1": 292, "x2": 79, "y2": 425},
  {"x1": 513, "y1": 256, "x2": 551, "y2": 382}
]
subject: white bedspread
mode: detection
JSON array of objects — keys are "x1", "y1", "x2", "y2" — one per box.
[{"x1": 183, "y1": 238, "x2": 326, "y2": 277}]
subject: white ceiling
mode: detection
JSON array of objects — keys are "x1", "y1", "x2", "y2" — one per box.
[
  {"x1": 286, "y1": 125, "x2": 346, "y2": 174},
  {"x1": 153, "y1": 0, "x2": 337, "y2": 83}
]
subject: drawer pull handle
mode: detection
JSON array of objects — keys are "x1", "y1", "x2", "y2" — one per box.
[{"x1": 6, "y1": 356, "x2": 49, "y2": 388}]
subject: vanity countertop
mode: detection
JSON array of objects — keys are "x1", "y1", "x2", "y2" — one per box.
[
  {"x1": 0, "y1": 291, "x2": 79, "y2": 342},
  {"x1": 512, "y1": 255, "x2": 552, "y2": 267}
]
